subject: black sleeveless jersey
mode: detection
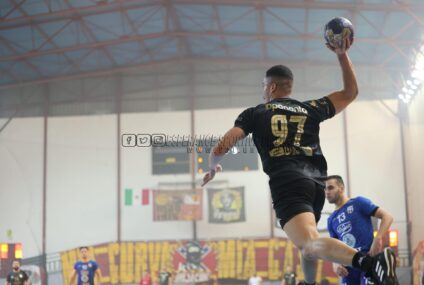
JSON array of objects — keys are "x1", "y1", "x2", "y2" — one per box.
[
  {"x1": 234, "y1": 96, "x2": 335, "y2": 181},
  {"x1": 6, "y1": 270, "x2": 29, "y2": 285}
]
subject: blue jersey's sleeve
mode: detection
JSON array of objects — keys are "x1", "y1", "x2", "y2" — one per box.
[
  {"x1": 327, "y1": 215, "x2": 337, "y2": 238},
  {"x1": 74, "y1": 262, "x2": 79, "y2": 270},
  {"x1": 356, "y1": 196, "x2": 379, "y2": 216},
  {"x1": 92, "y1": 261, "x2": 98, "y2": 271}
]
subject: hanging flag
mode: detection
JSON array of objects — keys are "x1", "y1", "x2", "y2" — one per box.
[
  {"x1": 142, "y1": 188, "x2": 149, "y2": 205},
  {"x1": 125, "y1": 188, "x2": 150, "y2": 206}
]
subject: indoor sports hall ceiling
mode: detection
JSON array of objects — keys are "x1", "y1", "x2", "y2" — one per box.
[{"x1": 1, "y1": 0, "x2": 424, "y2": 116}]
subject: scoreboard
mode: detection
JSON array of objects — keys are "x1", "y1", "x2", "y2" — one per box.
[
  {"x1": 196, "y1": 137, "x2": 258, "y2": 173},
  {"x1": 151, "y1": 137, "x2": 258, "y2": 175},
  {"x1": 151, "y1": 142, "x2": 190, "y2": 175}
]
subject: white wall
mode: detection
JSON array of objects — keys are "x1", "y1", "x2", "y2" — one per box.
[
  {"x1": 0, "y1": 98, "x2": 413, "y2": 257},
  {"x1": 314, "y1": 109, "x2": 348, "y2": 238},
  {"x1": 0, "y1": 118, "x2": 43, "y2": 258},
  {"x1": 321, "y1": 110, "x2": 348, "y2": 181},
  {"x1": 346, "y1": 100, "x2": 407, "y2": 252},
  {"x1": 46, "y1": 115, "x2": 117, "y2": 253},
  {"x1": 404, "y1": 93, "x2": 424, "y2": 249},
  {"x1": 195, "y1": 109, "x2": 271, "y2": 239},
  {"x1": 121, "y1": 109, "x2": 271, "y2": 241},
  {"x1": 121, "y1": 111, "x2": 193, "y2": 241}
]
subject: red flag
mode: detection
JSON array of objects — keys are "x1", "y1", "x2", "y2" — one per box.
[{"x1": 142, "y1": 189, "x2": 150, "y2": 205}]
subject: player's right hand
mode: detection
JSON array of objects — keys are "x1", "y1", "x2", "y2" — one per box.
[
  {"x1": 201, "y1": 164, "x2": 222, "y2": 187},
  {"x1": 326, "y1": 36, "x2": 351, "y2": 55},
  {"x1": 335, "y1": 265, "x2": 349, "y2": 277}
]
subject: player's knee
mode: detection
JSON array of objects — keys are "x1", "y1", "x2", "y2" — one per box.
[{"x1": 300, "y1": 238, "x2": 319, "y2": 261}]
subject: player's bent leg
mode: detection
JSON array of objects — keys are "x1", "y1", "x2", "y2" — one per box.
[
  {"x1": 283, "y1": 212, "x2": 358, "y2": 266},
  {"x1": 283, "y1": 212, "x2": 319, "y2": 284}
]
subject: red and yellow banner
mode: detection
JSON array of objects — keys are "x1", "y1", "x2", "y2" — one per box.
[
  {"x1": 61, "y1": 239, "x2": 338, "y2": 285},
  {"x1": 153, "y1": 189, "x2": 203, "y2": 221}
]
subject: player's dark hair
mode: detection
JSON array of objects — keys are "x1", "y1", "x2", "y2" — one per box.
[
  {"x1": 265, "y1": 65, "x2": 293, "y2": 80},
  {"x1": 12, "y1": 259, "x2": 20, "y2": 264},
  {"x1": 325, "y1": 175, "x2": 344, "y2": 186},
  {"x1": 79, "y1": 246, "x2": 89, "y2": 251}
]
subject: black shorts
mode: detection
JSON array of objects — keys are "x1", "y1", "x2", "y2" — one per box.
[{"x1": 269, "y1": 176, "x2": 325, "y2": 229}]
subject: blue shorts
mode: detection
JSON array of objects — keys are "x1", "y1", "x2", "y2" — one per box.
[{"x1": 342, "y1": 267, "x2": 372, "y2": 285}]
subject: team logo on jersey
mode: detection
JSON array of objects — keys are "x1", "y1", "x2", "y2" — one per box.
[
  {"x1": 82, "y1": 265, "x2": 88, "y2": 270},
  {"x1": 347, "y1": 205, "x2": 354, "y2": 214},
  {"x1": 342, "y1": 233, "x2": 357, "y2": 248},
  {"x1": 265, "y1": 103, "x2": 308, "y2": 114},
  {"x1": 336, "y1": 221, "x2": 352, "y2": 235}
]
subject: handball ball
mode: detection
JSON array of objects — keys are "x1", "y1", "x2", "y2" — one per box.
[{"x1": 324, "y1": 17, "x2": 354, "y2": 48}]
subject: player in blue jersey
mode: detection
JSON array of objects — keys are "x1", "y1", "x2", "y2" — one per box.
[
  {"x1": 68, "y1": 247, "x2": 101, "y2": 285},
  {"x1": 325, "y1": 175, "x2": 394, "y2": 285}
]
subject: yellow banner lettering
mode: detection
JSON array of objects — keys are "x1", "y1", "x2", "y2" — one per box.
[
  {"x1": 283, "y1": 240, "x2": 294, "y2": 268},
  {"x1": 268, "y1": 239, "x2": 280, "y2": 280},
  {"x1": 108, "y1": 243, "x2": 120, "y2": 284},
  {"x1": 236, "y1": 240, "x2": 244, "y2": 279},
  {"x1": 135, "y1": 242, "x2": 148, "y2": 282},
  {"x1": 94, "y1": 246, "x2": 110, "y2": 283},
  {"x1": 61, "y1": 249, "x2": 78, "y2": 284},
  {"x1": 120, "y1": 242, "x2": 134, "y2": 283},
  {"x1": 160, "y1": 242, "x2": 172, "y2": 271},
  {"x1": 148, "y1": 242, "x2": 163, "y2": 282},
  {"x1": 244, "y1": 240, "x2": 256, "y2": 279},
  {"x1": 217, "y1": 240, "x2": 236, "y2": 278}
]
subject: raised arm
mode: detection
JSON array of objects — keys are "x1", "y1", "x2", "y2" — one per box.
[
  {"x1": 326, "y1": 37, "x2": 358, "y2": 114},
  {"x1": 369, "y1": 207, "x2": 394, "y2": 256},
  {"x1": 201, "y1": 127, "x2": 246, "y2": 186}
]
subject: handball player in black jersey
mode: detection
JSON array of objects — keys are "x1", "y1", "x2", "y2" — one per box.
[{"x1": 201, "y1": 38, "x2": 398, "y2": 285}]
